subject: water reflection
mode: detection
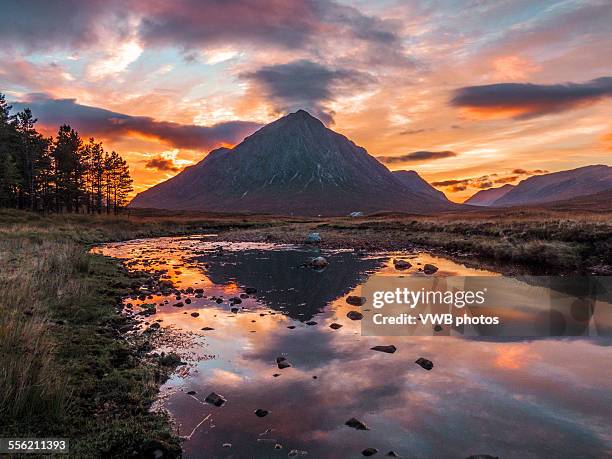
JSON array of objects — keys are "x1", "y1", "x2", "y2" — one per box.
[{"x1": 94, "y1": 237, "x2": 612, "y2": 459}]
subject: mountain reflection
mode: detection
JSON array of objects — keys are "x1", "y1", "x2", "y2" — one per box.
[{"x1": 195, "y1": 249, "x2": 387, "y2": 320}]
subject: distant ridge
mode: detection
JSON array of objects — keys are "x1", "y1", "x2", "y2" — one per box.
[
  {"x1": 492, "y1": 165, "x2": 612, "y2": 207},
  {"x1": 392, "y1": 170, "x2": 449, "y2": 202},
  {"x1": 465, "y1": 183, "x2": 514, "y2": 206},
  {"x1": 130, "y1": 110, "x2": 458, "y2": 216}
]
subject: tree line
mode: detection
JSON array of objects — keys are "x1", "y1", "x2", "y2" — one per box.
[{"x1": 0, "y1": 93, "x2": 133, "y2": 214}]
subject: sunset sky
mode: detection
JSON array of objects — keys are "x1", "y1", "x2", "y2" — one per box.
[{"x1": 1, "y1": 0, "x2": 611, "y2": 202}]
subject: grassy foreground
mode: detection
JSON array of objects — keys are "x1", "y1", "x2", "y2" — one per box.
[{"x1": 0, "y1": 210, "x2": 282, "y2": 457}]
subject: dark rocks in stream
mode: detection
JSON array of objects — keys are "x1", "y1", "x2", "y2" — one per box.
[
  {"x1": 329, "y1": 323, "x2": 343, "y2": 330},
  {"x1": 415, "y1": 357, "x2": 434, "y2": 370},
  {"x1": 305, "y1": 321, "x2": 317, "y2": 326},
  {"x1": 393, "y1": 259, "x2": 412, "y2": 270},
  {"x1": 173, "y1": 302, "x2": 184, "y2": 308},
  {"x1": 276, "y1": 356, "x2": 291, "y2": 369},
  {"x1": 371, "y1": 345, "x2": 397, "y2": 354},
  {"x1": 308, "y1": 256, "x2": 329, "y2": 270},
  {"x1": 362, "y1": 448, "x2": 379, "y2": 456},
  {"x1": 423, "y1": 264, "x2": 438, "y2": 274},
  {"x1": 346, "y1": 295, "x2": 367, "y2": 306},
  {"x1": 190, "y1": 312, "x2": 199, "y2": 317},
  {"x1": 347, "y1": 311, "x2": 364, "y2": 320},
  {"x1": 195, "y1": 288, "x2": 204, "y2": 294},
  {"x1": 215, "y1": 298, "x2": 223, "y2": 304},
  {"x1": 254, "y1": 409, "x2": 269, "y2": 417},
  {"x1": 204, "y1": 392, "x2": 227, "y2": 407},
  {"x1": 185, "y1": 298, "x2": 191, "y2": 304},
  {"x1": 345, "y1": 417, "x2": 369, "y2": 430},
  {"x1": 201, "y1": 327, "x2": 215, "y2": 331},
  {"x1": 386, "y1": 452, "x2": 400, "y2": 457},
  {"x1": 187, "y1": 390, "x2": 196, "y2": 395}
]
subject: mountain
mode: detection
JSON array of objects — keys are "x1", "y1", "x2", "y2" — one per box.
[
  {"x1": 392, "y1": 170, "x2": 449, "y2": 202},
  {"x1": 464, "y1": 183, "x2": 514, "y2": 206},
  {"x1": 492, "y1": 165, "x2": 612, "y2": 207},
  {"x1": 130, "y1": 110, "x2": 457, "y2": 216}
]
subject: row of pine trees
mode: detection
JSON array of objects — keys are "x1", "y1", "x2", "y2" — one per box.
[{"x1": 0, "y1": 93, "x2": 133, "y2": 214}]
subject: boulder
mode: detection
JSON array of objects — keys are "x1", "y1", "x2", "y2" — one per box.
[
  {"x1": 415, "y1": 357, "x2": 433, "y2": 370},
  {"x1": 305, "y1": 232, "x2": 322, "y2": 243},
  {"x1": 345, "y1": 417, "x2": 369, "y2": 430},
  {"x1": 362, "y1": 448, "x2": 379, "y2": 456},
  {"x1": 423, "y1": 264, "x2": 438, "y2": 275},
  {"x1": 371, "y1": 345, "x2": 397, "y2": 354},
  {"x1": 346, "y1": 296, "x2": 367, "y2": 306},
  {"x1": 347, "y1": 311, "x2": 364, "y2": 320},
  {"x1": 204, "y1": 392, "x2": 227, "y2": 407},
  {"x1": 329, "y1": 323, "x2": 343, "y2": 330},
  {"x1": 393, "y1": 259, "x2": 412, "y2": 270},
  {"x1": 309, "y1": 256, "x2": 329, "y2": 269}
]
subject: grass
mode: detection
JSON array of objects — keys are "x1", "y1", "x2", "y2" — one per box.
[{"x1": 0, "y1": 216, "x2": 190, "y2": 457}]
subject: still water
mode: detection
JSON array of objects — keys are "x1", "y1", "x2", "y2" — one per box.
[{"x1": 94, "y1": 236, "x2": 611, "y2": 458}]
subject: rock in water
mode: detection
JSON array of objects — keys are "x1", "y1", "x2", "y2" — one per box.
[
  {"x1": 362, "y1": 448, "x2": 379, "y2": 456},
  {"x1": 423, "y1": 264, "x2": 438, "y2": 274},
  {"x1": 309, "y1": 257, "x2": 329, "y2": 269},
  {"x1": 346, "y1": 296, "x2": 367, "y2": 306},
  {"x1": 277, "y1": 356, "x2": 292, "y2": 369},
  {"x1": 345, "y1": 417, "x2": 369, "y2": 430},
  {"x1": 204, "y1": 392, "x2": 227, "y2": 407},
  {"x1": 386, "y1": 452, "x2": 400, "y2": 457},
  {"x1": 415, "y1": 357, "x2": 434, "y2": 370},
  {"x1": 254, "y1": 409, "x2": 269, "y2": 417},
  {"x1": 371, "y1": 345, "x2": 397, "y2": 354},
  {"x1": 329, "y1": 323, "x2": 343, "y2": 330},
  {"x1": 393, "y1": 259, "x2": 412, "y2": 270},
  {"x1": 306, "y1": 232, "x2": 321, "y2": 243},
  {"x1": 347, "y1": 311, "x2": 364, "y2": 320}
]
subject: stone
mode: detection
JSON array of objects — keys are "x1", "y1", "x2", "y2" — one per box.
[
  {"x1": 371, "y1": 345, "x2": 397, "y2": 354},
  {"x1": 345, "y1": 417, "x2": 369, "y2": 430},
  {"x1": 423, "y1": 264, "x2": 438, "y2": 275},
  {"x1": 254, "y1": 409, "x2": 269, "y2": 417},
  {"x1": 362, "y1": 448, "x2": 379, "y2": 457},
  {"x1": 346, "y1": 296, "x2": 367, "y2": 306},
  {"x1": 309, "y1": 256, "x2": 329, "y2": 269},
  {"x1": 305, "y1": 232, "x2": 322, "y2": 243},
  {"x1": 305, "y1": 321, "x2": 317, "y2": 326},
  {"x1": 204, "y1": 392, "x2": 227, "y2": 407},
  {"x1": 393, "y1": 259, "x2": 412, "y2": 270},
  {"x1": 190, "y1": 312, "x2": 200, "y2": 317},
  {"x1": 277, "y1": 356, "x2": 291, "y2": 369},
  {"x1": 347, "y1": 311, "x2": 364, "y2": 320},
  {"x1": 201, "y1": 327, "x2": 215, "y2": 331},
  {"x1": 415, "y1": 357, "x2": 433, "y2": 370},
  {"x1": 329, "y1": 323, "x2": 343, "y2": 330}
]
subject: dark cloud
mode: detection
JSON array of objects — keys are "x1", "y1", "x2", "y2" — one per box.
[
  {"x1": 0, "y1": 0, "x2": 402, "y2": 53},
  {"x1": 10, "y1": 94, "x2": 261, "y2": 150},
  {"x1": 378, "y1": 150, "x2": 457, "y2": 164},
  {"x1": 451, "y1": 77, "x2": 612, "y2": 119},
  {"x1": 241, "y1": 60, "x2": 374, "y2": 124},
  {"x1": 144, "y1": 155, "x2": 180, "y2": 172}
]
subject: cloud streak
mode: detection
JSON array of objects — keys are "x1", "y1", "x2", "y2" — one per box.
[
  {"x1": 11, "y1": 95, "x2": 261, "y2": 150},
  {"x1": 378, "y1": 150, "x2": 457, "y2": 164},
  {"x1": 451, "y1": 77, "x2": 612, "y2": 119}
]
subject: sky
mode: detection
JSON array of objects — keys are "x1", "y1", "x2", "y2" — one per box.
[{"x1": 1, "y1": 0, "x2": 611, "y2": 202}]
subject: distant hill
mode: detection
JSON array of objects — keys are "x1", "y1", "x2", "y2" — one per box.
[
  {"x1": 465, "y1": 183, "x2": 514, "y2": 206},
  {"x1": 491, "y1": 165, "x2": 612, "y2": 207},
  {"x1": 537, "y1": 188, "x2": 612, "y2": 212},
  {"x1": 392, "y1": 170, "x2": 449, "y2": 202},
  {"x1": 130, "y1": 110, "x2": 457, "y2": 216}
]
